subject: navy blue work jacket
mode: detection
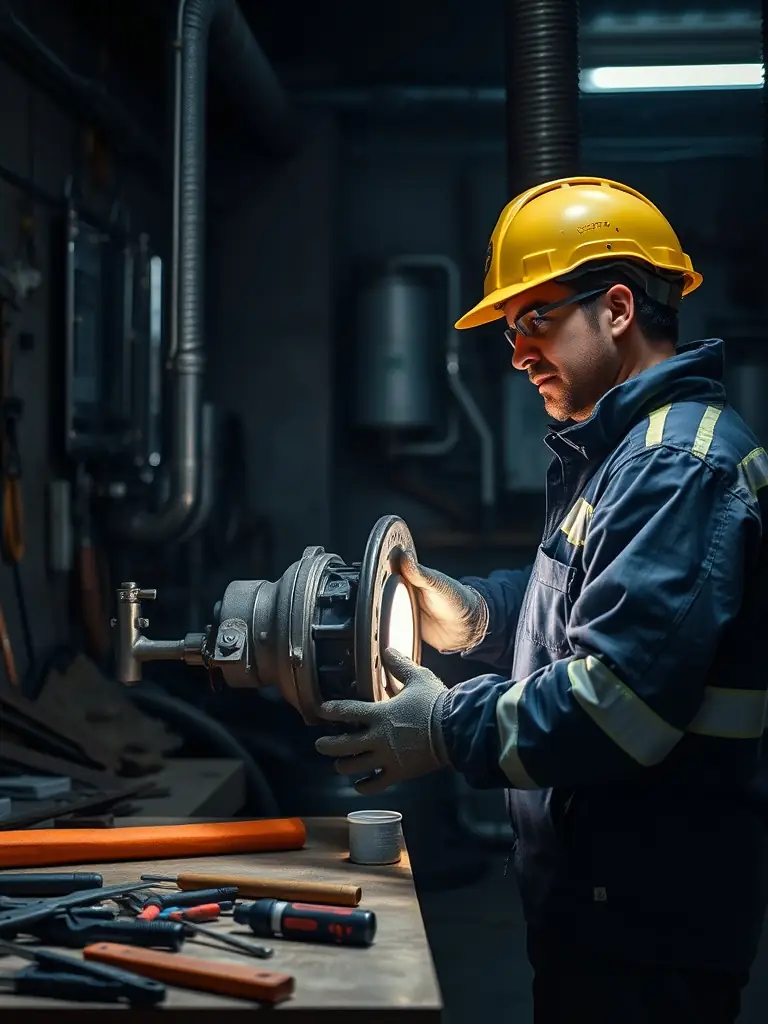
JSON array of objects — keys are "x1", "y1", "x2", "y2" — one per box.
[{"x1": 441, "y1": 340, "x2": 768, "y2": 972}]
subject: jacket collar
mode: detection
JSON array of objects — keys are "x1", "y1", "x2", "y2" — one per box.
[{"x1": 547, "y1": 339, "x2": 727, "y2": 462}]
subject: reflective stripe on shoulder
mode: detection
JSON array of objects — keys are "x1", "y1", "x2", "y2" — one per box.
[
  {"x1": 568, "y1": 656, "x2": 682, "y2": 766},
  {"x1": 691, "y1": 405, "x2": 722, "y2": 460},
  {"x1": 645, "y1": 403, "x2": 724, "y2": 456},
  {"x1": 688, "y1": 687, "x2": 768, "y2": 739},
  {"x1": 495, "y1": 681, "x2": 540, "y2": 789},
  {"x1": 739, "y1": 448, "x2": 768, "y2": 496},
  {"x1": 560, "y1": 498, "x2": 593, "y2": 548},
  {"x1": 568, "y1": 657, "x2": 767, "y2": 765},
  {"x1": 645, "y1": 404, "x2": 672, "y2": 446}
]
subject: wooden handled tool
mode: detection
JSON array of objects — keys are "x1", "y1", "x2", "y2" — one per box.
[
  {"x1": 83, "y1": 943, "x2": 295, "y2": 1004},
  {"x1": 141, "y1": 871, "x2": 362, "y2": 907}
]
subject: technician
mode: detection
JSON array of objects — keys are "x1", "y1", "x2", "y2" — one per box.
[{"x1": 315, "y1": 177, "x2": 768, "y2": 1023}]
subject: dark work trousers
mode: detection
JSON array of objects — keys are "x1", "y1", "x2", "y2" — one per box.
[{"x1": 530, "y1": 958, "x2": 749, "y2": 1024}]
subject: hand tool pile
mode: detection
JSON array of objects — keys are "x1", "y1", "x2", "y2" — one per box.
[{"x1": 0, "y1": 868, "x2": 378, "y2": 1006}]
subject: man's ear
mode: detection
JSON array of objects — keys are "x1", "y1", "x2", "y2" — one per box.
[{"x1": 605, "y1": 284, "x2": 634, "y2": 339}]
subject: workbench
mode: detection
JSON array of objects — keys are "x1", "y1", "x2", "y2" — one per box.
[{"x1": 0, "y1": 816, "x2": 443, "y2": 1021}]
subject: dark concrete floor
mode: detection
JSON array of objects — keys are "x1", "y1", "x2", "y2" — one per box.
[{"x1": 417, "y1": 855, "x2": 768, "y2": 1024}]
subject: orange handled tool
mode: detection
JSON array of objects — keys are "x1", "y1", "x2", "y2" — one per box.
[
  {"x1": 162, "y1": 904, "x2": 225, "y2": 923},
  {"x1": 82, "y1": 943, "x2": 295, "y2": 1004},
  {"x1": 0, "y1": 818, "x2": 307, "y2": 869}
]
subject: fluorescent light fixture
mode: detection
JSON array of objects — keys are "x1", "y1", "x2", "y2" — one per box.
[{"x1": 581, "y1": 63, "x2": 765, "y2": 94}]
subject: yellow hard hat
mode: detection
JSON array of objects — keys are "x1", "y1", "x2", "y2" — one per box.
[{"x1": 455, "y1": 176, "x2": 702, "y2": 330}]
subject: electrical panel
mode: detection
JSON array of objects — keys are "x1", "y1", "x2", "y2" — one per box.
[{"x1": 64, "y1": 204, "x2": 163, "y2": 468}]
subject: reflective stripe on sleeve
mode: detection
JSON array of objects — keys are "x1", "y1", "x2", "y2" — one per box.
[
  {"x1": 569, "y1": 657, "x2": 768, "y2": 764},
  {"x1": 495, "y1": 680, "x2": 540, "y2": 789},
  {"x1": 739, "y1": 448, "x2": 768, "y2": 496},
  {"x1": 645, "y1": 404, "x2": 672, "y2": 447},
  {"x1": 560, "y1": 498, "x2": 593, "y2": 548},
  {"x1": 691, "y1": 405, "x2": 722, "y2": 460},
  {"x1": 688, "y1": 686, "x2": 768, "y2": 739},
  {"x1": 568, "y1": 656, "x2": 683, "y2": 766}
]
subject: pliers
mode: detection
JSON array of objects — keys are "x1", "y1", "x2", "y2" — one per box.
[
  {"x1": 0, "y1": 880, "x2": 158, "y2": 936},
  {"x1": 0, "y1": 937, "x2": 165, "y2": 1005}
]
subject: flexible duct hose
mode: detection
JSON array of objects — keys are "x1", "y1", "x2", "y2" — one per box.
[
  {"x1": 126, "y1": 686, "x2": 281, "y2": 817},
  {"x1": 504, "y1": 0, "x2": 581, "y2": 197}
]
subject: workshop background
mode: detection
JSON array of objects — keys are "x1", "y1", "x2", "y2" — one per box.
[{"x1": 0, "y1": 0, "x2": 766, "y2": 1019}]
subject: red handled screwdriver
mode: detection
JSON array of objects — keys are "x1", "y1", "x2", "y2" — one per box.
[
  {"x1": 137, "y1": 888, "x2": 238, "y2": 920},
  {"x1": 158, "y1": 903, "x2": 233, "y2": 923},
  {"x1": 233, "y1": 899, "x2": 376, "y2": 947}
]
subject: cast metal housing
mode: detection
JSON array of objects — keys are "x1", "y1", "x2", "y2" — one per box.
[{"x1": 112, "y1": 515, "x2": 421, "y2": 724}]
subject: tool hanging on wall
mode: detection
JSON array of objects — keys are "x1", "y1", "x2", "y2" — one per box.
[
  {"x1": 73, "y1": 465, "x2": 110, "y2": 662},
  {"x1": 0, "y1": 595, "x2": 19, "y2": 687}
]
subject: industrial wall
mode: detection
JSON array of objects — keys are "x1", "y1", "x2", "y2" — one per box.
[{"x1": 0, "y1": 0, "x2": 166, "y2": 684}]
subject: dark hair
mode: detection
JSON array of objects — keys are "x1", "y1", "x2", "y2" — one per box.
[{"x1": 572, "y1": 267, "x2": 679, "y2": 345}]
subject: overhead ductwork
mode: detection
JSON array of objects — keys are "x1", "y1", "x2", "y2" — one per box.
[
  {"x1": 115, "y1": 0, "x2": 298, "y2": 544},
  {"x1": 504, "y1": 0, "x2": 581, "y2": 197}
]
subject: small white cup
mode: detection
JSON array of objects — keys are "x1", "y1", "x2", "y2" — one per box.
[{"x1": 347, "y1": 809, "x2": 403, "y2": 865}]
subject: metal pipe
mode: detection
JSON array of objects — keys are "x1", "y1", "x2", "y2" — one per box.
[
  {"x1": 504, "y1": 0, "x2": 581, "y2": 196},
  {"x1": 174, "y1": 402, "x2": 217, "y2": 546},
  {"x1": 386, "y1": 255, "x2": 496, "y2": 517},
  {"x1": 116, "y1": 0, "x2": 298, "y2": 544}
]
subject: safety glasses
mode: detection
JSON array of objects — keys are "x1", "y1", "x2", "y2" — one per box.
[{"x1": 504, "y1": 287, "x2": 609, "y2": 347}]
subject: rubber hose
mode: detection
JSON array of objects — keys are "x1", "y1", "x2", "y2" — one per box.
[
  {"x1": 504, "y1": 0, "x2": 581, "y2": 196},
  {"x1": 125, "y1": 686, "x2": 281, "y2": 817}
]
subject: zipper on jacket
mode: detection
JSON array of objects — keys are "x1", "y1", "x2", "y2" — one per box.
[
  {"x1": 544, "y1": 451, "x2": 565, "y2": 538},
  {"x1": 558, "y1": 432, "x2": 588, "y2": 459}
]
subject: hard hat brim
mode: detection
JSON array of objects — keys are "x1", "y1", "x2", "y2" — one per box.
[
  {"x1": 454, "y1": 283, "x2": 531, "y2": 330},
  {"x1": 454, "y1": 258, "x2": 703, "y2": 331}
]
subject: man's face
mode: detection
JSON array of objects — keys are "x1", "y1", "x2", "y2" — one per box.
[{"x1": 503, "y1": 281, "x2": 622, "y2": 423}]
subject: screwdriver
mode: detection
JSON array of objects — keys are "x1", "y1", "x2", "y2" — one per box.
[
  {"x1": 136, "y1": 887, "x2": 238, "y2": 921},
  {"x1": 234, "y1": 899, "x2": 377, "y2": 947},
  {"x1": 141, "y1": 872, "x2": 362, "y2": 907},
  {"x1": 181, "y1": 919, "x2": 274, "y2": 959},
  {"x1": 158, "y1": 902, "x2": 233, "y2": 922},
  {"x1": 0, "y1": 873, "x2": 104, "y2": 897}
]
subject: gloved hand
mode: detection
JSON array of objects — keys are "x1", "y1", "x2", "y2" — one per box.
[
  {"x1": 396, "y1": 548, "x2": 489, "y2": 653},
  {"x1": 314, "y1": 648, "x2": 450, "y2": 795}
]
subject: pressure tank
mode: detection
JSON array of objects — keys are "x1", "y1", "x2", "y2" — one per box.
[{"x1": 354, "y1": 270, "x2": 437, "y2": 431}]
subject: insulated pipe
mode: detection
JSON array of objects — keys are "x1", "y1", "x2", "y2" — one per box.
[
  {"x1": 504, "y1": 0, "x2": 581, "y2": 196},
  {"x1": 116, "y1": 0, "x2": 298, "y2": 544}
]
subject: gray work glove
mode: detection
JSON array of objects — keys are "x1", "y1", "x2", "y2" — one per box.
[
  {"x1": 396, "y1": 548, "x2": 489, "y2": 653},
  {"x1": 314, "y1": 649, "x2": 450, "y2": 795}
]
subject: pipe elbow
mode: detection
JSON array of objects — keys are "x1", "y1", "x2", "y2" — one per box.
[{"x1": 112, "y1": 490, "x2": 199, "y2": 546}]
